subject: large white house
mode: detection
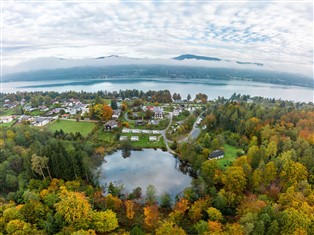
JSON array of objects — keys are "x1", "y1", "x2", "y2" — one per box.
[
  {"x1": 0, "y1": 116, "x2": 13, "y2": 123},
  {"x1": 33, "y1": 117, "x2": 49, "y2": 127}
]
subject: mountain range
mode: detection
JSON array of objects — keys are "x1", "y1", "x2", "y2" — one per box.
[
  {"x1": 2, "y1": 54, "x2": 312, "y2": 88},
  {"x1": 3, "y1": 54, "x2": 266, "y2": 75}
]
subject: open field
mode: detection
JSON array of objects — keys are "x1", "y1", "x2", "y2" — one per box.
[
  {"x1": 47, "y1": 119, "x2": 96, "y2": 136},
  {"x1": 120, "y1": 133, "x2": 166, "y2": 149},
  {"x1": 217, "y1": 144, "x2": 238, "y2": 169},
  {"x1": 0, "y1": 120, "x2": 16, "y2": 128},
  {"x1": 0, "y1": 108, "x2": 18, "y2": 116}
]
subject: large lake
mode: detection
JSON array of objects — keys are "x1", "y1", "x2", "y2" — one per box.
[
  {"x1": 2, "y1": 78, "x2": 313, "y2": 102},
  {"x1": 98, "y1": 149, "x2": 192, "y2": 198}
]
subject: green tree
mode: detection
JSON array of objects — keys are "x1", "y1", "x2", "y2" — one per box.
[
  {"x1": 145, "y1": 185, "x2": 157, "y2": 205},
  {"x1": 110, "y1": 100, "x2": 118, "y2": 110},
  {"x1": 90, "y1": 210, "x2": 119, "y2": 233},
  {"x1": 31, "y1": 154, "x2": 52, "y2": 180},
  {"x1": 160, "y1": 193, "x2": 172, "y2": 208},
  {"x1": 155, "y1": 221, "x2": 186, "y2": 235},
  {"x1": 187, "y1": 94, "x2": 191, "y2": 101}
]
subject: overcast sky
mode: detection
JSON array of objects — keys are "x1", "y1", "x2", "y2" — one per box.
[{"x1": 2, "y1": 0, "x2": 313, "y2": 77}]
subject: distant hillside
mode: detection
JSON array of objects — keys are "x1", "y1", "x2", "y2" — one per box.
[
  {"x1": 173, "y1": 54, "x2": 264, "y2": 67},
  {"x1": 2, "y1": 64, "x2": 312, "y2": 88},
  {"x1": 173, "y1": 54, "x2": 222, "y2": 61}
]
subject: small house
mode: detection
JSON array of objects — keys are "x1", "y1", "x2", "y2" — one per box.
[
  {"x1": 112, "y1": 109, "x2": 121, "y2": 120},
  {"x1": 173, "y1": 108, "x2": 182, "y2": 116},
  {"x1": 122, "y1": 129, "x2": 131, "y2": 133},
  {"x1": 143, "y1": 106, "x2": 155, "y2": 112},
  {"x1": 131, "y1": 136, "x2": 139, "y2": 141},
  {"x1": 209, "y1": 150, "x2": 224, "y2": 160},
  {"x1": 0, "y1": 116, "x2": 13, "y2": 123},
  {"x1": 34, "y1": 117, "x2": 49, "y2": 127},
  {"x1": 119, "y1": 136, "x2": 128, "y2": 141},
  {"x1": 149, "y1": 136, "x2": 157, "y2": 141},
  {"x1": 104, "y1": 120, "x2": 118, "y2": 130},
  {"x1": 135, "y1": 120, "x2": 145, "y2": 126},
  {"x1": 150, "y1": 120, "x2": 159, "y2": 125},
  {"x1": 62, "y1": 114, "x2": 70, "y2": 119},
  {"x1": 20, "y1": 115, "x2": 33, "y2": 123},
  {"x1": 38, "y1": 105, "x2": 48, "y2": 111}
]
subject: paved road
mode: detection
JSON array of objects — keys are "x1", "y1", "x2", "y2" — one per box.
[
  {"x1": 159, "y1": 113, "x2": 176, "y2": 154},
  {"x1": 178, "y1": 111, "x2": 204, "y2": 143}
]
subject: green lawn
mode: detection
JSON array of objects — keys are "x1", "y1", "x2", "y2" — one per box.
[
  {"x1": 217, "y1": 144, "x2": 239, "y2": 169},
  {"x1": 172, "y1": 111, "x2": 190, "y2": 122},
  {"x1": 30, "y1": 110, "x2": 43, "y2": 116},
  {"x1": 47, "y1": 120, "x2": 96, "y2": 136},
  {"x1": 120, "y1": 133, "x2": 166, "y2": 149},
  {"x1": 0, "y1": 107, "x2": 19, "y2": 116},
  {"x1": 0, "y1": 120, "x2": 16, "y2": 128},
  {"x1": 92, "y1": 128, "x2": 118, "y2": 143}
]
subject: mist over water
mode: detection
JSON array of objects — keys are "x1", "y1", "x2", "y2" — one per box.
[{"x1": 2, "y1": 78, "x2": 313, "y2": 103}]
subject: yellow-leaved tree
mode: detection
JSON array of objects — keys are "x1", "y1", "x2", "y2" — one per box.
[{"x1": 55, "y1": 188, "x2": 91, "y2": 228}]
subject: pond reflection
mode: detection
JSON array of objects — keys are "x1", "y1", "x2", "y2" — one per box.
[{"x1": 98, "y1": 149, "x2": 192, "y2": 198}]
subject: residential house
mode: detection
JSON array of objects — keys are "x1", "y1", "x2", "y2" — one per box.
[
  {"x1": 3, "y1": 102, "x2": 17, "y2": 109},
  {"x1": 131, "y1": 136, "x2": 139, "y2": 141},
  {"x1": 143, "y1": 106, "x2": 154, "y2": 112},
  {"x1": 150, "y1": 120, "x2": 159, "y2": 125},
  {"x1": 24, "y1": 106, "x2": 37, "y2": 112},
  {"x1": 135, "y1": 120, "x2": 145, "y2": 126},
  {"x1": 149, "y1": 136, "x2": 157, "y2": 141},
  {"x1": 62, "y1": 114, "x2": 70, "y2": 119},
  {"x1": 0, "y1": 116, "x2": 13, "y2": 123},
  {"x1": 209, "y1": 150, "x2": 224, "y2": 160},
  {"x1": 196, "y1": 117, "x2": 203, "y2": 125},
  {"x1": 112, "y1": 109, "x2": 121, "y2": 120},
  {"x1": 19, "y1": 115, "x2": 33, "y2": 123},
  {"x1": 33, "y1": 117, "x2": 49, "y2": 127},
  {"x1": 20, "y1": 99, "x2": 26, "y2": 106},
  {"x1": 104, "y1": 120, "x2": 118, "y2": 130},
  {"x1": 38, "y1": 105, "x2": 49, "y2": 111},
  {"x1": 173, "y1": 108, "x2": 182, "y2": 116},
  {"x1": 153, "y1": 107, "x2": 164, "y2": 119},
  {"x1": 122, "y1": 129, "x2": 131, "y2": 133}
]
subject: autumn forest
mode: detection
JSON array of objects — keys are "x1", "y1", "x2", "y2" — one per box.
[{"x1": 0, "y1": 91, "x2": 314, "y2": 235}]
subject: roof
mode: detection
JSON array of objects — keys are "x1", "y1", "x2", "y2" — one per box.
[
  {"x1": 35, "y1": 117, "x2": 48, "y2": 122},
  {"x1": 209, "y1": 150, "x2": 224, "y2": 159},
  {"x1": 105, "y1": 120, "x2": 118, "y2": 127},
  {"x1": 153, "y1": 107, "x2": 164, "y2": 113},
  {"x1": 0, "y1": 116, "x2": 12, "y2": 120},
  {"x1": 20, "y1": 115, "x2": 31, "y2": 120},
  {"x1": 113, "y1": 109, "x2": 121, "y2": 115}
]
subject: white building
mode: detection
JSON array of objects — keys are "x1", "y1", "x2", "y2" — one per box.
[
  {"x1": 149, "y1": 136, "x2": 157, "y2": 141},
  {"x1": 131, "y1": 136, "x2": 139, "y2": 141},
  {"x1": 119, "y1": 136, "x2": 128, "y2": 141},
  {"x1": 0, "y1": 116, "x2": 13, "y2": 123},
  {"x1": 33, "y1": 117, "x2": 49, "y2": 127}
]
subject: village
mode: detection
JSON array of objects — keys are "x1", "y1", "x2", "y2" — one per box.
[{"x1": 1, "y1": 93, "x2": 228, "y2": 160}]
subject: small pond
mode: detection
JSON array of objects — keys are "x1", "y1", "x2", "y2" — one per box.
[{"x1": 98, "y1": 149, "x2": 192, "y2": 198}]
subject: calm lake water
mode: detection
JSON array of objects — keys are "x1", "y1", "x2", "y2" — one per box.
[
  {"x1": 98, "y1": 149, "x2": 192, "y2": 198},
  {"x1": 2, "y1": 78, "x2": 313, "y2": 102}
]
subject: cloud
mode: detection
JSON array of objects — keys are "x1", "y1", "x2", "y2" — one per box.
[{"x1": 2, "y1": 0, "x2": 313, "y2": 77}]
